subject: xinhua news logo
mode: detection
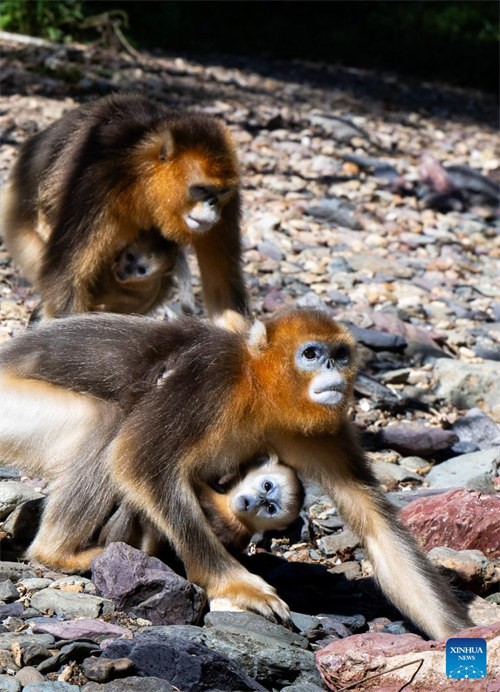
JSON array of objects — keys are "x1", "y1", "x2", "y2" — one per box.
[{"x1": 446, "y1": 638, "x2": 487, "y2": 679}]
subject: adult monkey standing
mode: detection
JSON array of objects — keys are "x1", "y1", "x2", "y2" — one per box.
[
  {"x1": 1, "y1": 94, "x2": 247, "y2": 328},
  {"x1": 0, "y1": 309, "x2": 472, "y2": 639}
]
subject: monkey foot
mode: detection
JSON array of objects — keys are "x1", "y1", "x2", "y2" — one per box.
[
  {"x1": 28, "y1": 546, "x2": 103, "y2": 573},
  {"x1": 209, "y1": 572, "x2": 290, "y2": 624}
]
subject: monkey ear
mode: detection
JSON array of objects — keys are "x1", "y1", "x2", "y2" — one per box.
[
  {"x1": 138, "y1": 129, "x2": 175, "y2": 162},
  {"x1": 247, "y1": 319, "x2": 268, "y2": 354},
  {"x1": 158, "y1": 129, "x2": 175, "y2": 162}
]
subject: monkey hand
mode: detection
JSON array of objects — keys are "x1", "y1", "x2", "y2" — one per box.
[{"x1": 208, "y1": 570, "x2": 290, "y2": 624}]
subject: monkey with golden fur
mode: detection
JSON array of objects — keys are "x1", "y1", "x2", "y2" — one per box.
[
  {"x1": 0, "y1": 309, "x2": 472, "y2": 638},
  {"x1": 2, "y1": 94, "x2": 246, "y2": 326},
  {"x1": 101, "y1": 451, "x2": 304, "y2": 555}
]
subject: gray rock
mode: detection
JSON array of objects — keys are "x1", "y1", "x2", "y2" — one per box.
[
  {"x1": 0, "y1": 633, "x2": 54, "y2": 651},
  {"x1": 36, "y1": 641, "x2": 101, "y2": 673},
  {"x1": 399, "y1": 456, "x2": 429, "y2": 472},
  {"x1": 30, "y1": 589, "x2": 114, "y2": 618},
  {"x1": 142, "y1": 624, "x2": 204, "y2": 644},
  {"x1": 82, "y1": 677, "x2": 174, "y2": 692},
  {"x1": 0, "y1": 482, "x2": 44, "y2": 520},
  {"x1": 0, "y1": 563, "x2": 36, "y2": 582},
  {"x1": 103, "y1": 632, "x2": 265, "y2": 691},
  {"x1": 201, "y1": 612, "x2": 320, "y2": 687},
  {"x1": 51, "y1": 576, "x2": 97, "y2": 595},
  {"x1": 0, "y1": 603, "x2": 24, "y2": 619},
  {"x1": 372, "y1": 461, "x2": 422, "y2": 488},
  {"x1": 0, "y1": 468, "x2": 20, "y2": 480},
  {"x1": 23, "y1": 684, "x2": 80, "y2": 692},
  {"x1": 204, "y1": 611, "x2": 309, "y2": 649},
  {"x1": 14, "y1": 667, "x2": 45, "y2": 687},
  {"x1": 91, "y1": 543, "x2": 205, "y2": 625},
  {"x1": 282, "y1": 685, "x2": 325, "y2": 692},
  {"x1": 0, "y1": 580, "x2": 19, "y2": 603},
  {"x1": 452, "y1": 408, "x2": 500, "y2": 450},
  {"x1": 17, "y1": 579, "x2": 53, "y2": 593},
  {"x1": 22, "y1": 643, "x2": 52, "y2": 666},
  {"x1": 305, "y1": 198, "x2": 362, "y2": 230},
  {"x1": 347, "y1": 325, "x2": 407, "y2": 353},
  {"x1": 433, "y1": 358, "x2": 500, "y2": 419},
  {"x1": 289, "y1": 612, "x2": 322, "y2": 639},
  {"x1": 0, "y1": 676, "x2": 22, "y2": 692},
  {"x1": 426, "y1": 448, "x2": 500, "y2": 492},
  {"x1": 318, "y1": 528, "x2": 360, "y2": 556}
]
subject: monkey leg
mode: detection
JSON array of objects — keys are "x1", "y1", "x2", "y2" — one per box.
[
  {"x1": 0, "y1": 372, "x2": 122, "y2": 571},
  {"x1": 271, "y1": 429, "x2": 473, "y2": 640},
  {"x1": 110, "y1": 437, "x2": 290, "y2": 622}
]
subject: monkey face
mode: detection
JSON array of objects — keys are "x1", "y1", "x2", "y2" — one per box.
[
  {"x1": 295, "y1": 340, "x2": 351, "y2": 406},
  {"x1": 230, "y1": 464, "x2": 303, "y2": 533},
  {"x1": 183, "y1": 184, "x2": 234, "y2": 234}
]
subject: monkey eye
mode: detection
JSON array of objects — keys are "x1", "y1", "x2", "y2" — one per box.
[
  {"x1": 262, "y1": 480, "x2": 273, "y2": 493},
  {"x1": 302, "y1": 346, "x2": 320, "y2": 360},
  {"x1": 334, "y1": 345, "x2": 350, "y2": 362},
  {"x1": 266, "y1": 503, "x2": 277, "y2": 516}
]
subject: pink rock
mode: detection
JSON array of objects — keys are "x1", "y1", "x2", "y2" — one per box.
[
  {"x1": 399, "y1": 489, "x2": 500, "y2": 558},
  {"x1": 32, "y1": 617, "x2": 129, "y2": 639},
  {"x1": 316, "y1": 623, "x2": 500, "y2": 691}
]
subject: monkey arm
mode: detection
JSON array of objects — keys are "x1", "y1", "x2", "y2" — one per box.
[
  {"x1": 270, "y1": 426, "x2": 473, "y2": 639},
  {"x1": 109, "y1": 427, "x2": 289, "y2": 622},
  {"x1": 192, "y1": 196, "x2": 248, "y2": 329}
]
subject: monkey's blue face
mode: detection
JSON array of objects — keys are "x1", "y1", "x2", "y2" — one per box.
[{"x1": 295, "y1": 340, "x2": 352, "y2": 406}]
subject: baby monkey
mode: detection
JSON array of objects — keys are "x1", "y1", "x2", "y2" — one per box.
[
  {"x1": 101, "y1": 452, "x2": 304, "y2": 555},
  {"x1": 91, "y1": 229, "x2": 194, "y2": 315}
]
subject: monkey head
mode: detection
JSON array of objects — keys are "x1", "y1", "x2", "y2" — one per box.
[
  {"x1": 112, "y1": 234, "x2": 179, "y2": 285},
  {"x1": 135, "y1": 115, "x2": 239, "y2": 241},
  {"x1": 247, "y1": 309, "x2": 357, "y2": 434},
  {"x1": 229, "y1": 452, "x2": 304, "y2": 533}
]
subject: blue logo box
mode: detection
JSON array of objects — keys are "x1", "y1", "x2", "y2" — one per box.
[{"x1": 446, "y1": 638, "x2": 487, "y2": 679}]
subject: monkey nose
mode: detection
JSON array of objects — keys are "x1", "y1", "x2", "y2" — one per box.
[{"x1": 234, "y1": 494, "x2": 254, "y2": 512}]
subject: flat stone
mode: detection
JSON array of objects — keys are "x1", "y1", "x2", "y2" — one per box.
[
  {"x1": 30, "y1": 589, "x2": 114, "y2": 618},
  {"x1": 0, "y1": 580, "x2": 19, "y2": 603},
  {"x1": 17, "y1": 579, "x2": 53, "y2": 593},
  {"x1": 318, "y1": 528, "x2": 360, "y2": 557},
  {"x1": 0, "y1": 482, "x2": 44, "y2": 520},
  {"x1": 22, "y1": 643, "x2": 53, "y2": 666},
  {"x1": 32, "y1": 618, "x2": 129, "y2": 640},
  {"x1": 434, "y1": 358, "x2": 500, "y2": 422},
  {"x1": 0, "y1": 632, "x2": 54, "y2": 651},
  {"x1": 426, "y1": 447, "x2": 500, "y2": 492},
  {"x1": 91, "y1": 543, "x2": 205, "y2": 625},
  {"x1": 0, "y1": 603, "x2": 24, "y2": 619},
  {"x1": 23, "y1": 683, "x2": 80, "y2": 691},
  {"x1": 372, "y1": 461, "x2": 422, "y2": 489},
  {"x1": 376, "y1": 424, "x2": 458, "y2": 456},
  {"x1": 398, "y1": 456, "x2": 429, "y2": 471},
  {"x1": 428, "y1": 547, "x2": 491, "y2": 590},
  {"x1": 82, "y1": 677, "x2": 175, "y2": 691}
]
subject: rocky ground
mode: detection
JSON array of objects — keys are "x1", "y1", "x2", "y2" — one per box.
[{"x1": 0, "y1": 35, "x2": 499, "y2": 691}]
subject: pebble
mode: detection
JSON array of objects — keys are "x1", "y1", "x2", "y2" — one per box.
[
  {"x1": 376, "y1": 424, "x2": 458, "y2": 456},
  {"x1": 23, "y1": 683, "x2": 80, "y2": 691},
  {"x1": 0, "y1": 581, "x2": 19, "y2": 604},
  {"x1": 0, "y1": 676, "x2": 22, "y2": 692},
  {"x1": 32, "y1": 618, "x2": 129, "y2": 640},
  {"x1": 318, "y1": 528, "x2": 360, "y2": 557},
  {"x1": 82, "y1": 656, "x2": 134, "y2": 683},
  {"x1": 0, "y1": 633, "x2": 54, "y2": 651},
  {"x1": 14, "y1": 667, "x2": 45, "y2": 686},
  {"x1": 451, "y1": 407, "x2": 500, "y2": 450}
]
